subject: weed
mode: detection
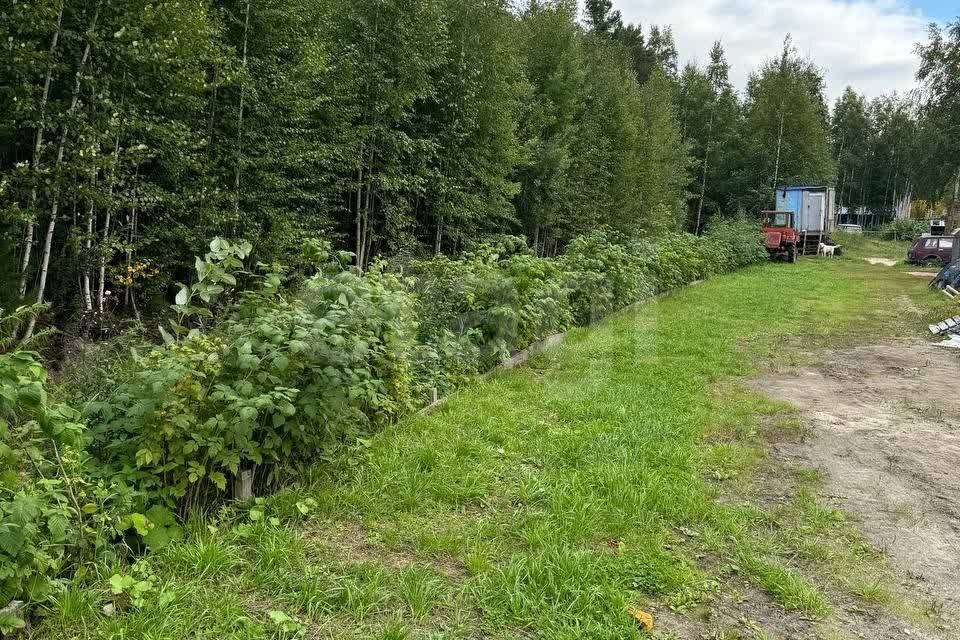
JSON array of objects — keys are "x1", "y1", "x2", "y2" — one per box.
[
  {"x1": 739, "y1": 554, "x2": 831, "y2": 618},
  {"x1": 395, "y1": 567, "x2": 445, "y2": 619},
  {"x1": 341, "y1": 564, "x2": 391, "y2": 621},
  {"x1": 851, "y1": 578, "x2": 892, "y2": 605},
  {"x1": 42, "y1": 583, "x2": 100, "y2": 631},
  {"x1": 381, "y1": 619, "x2": 411, "y2": 640},
  {"x1": 161, "y1": 534, "x2": 241, "y2": 580}
]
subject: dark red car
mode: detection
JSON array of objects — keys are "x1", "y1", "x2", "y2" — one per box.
[{"x1": 908, "y1": 235, "x2": 954, "y2": 266}]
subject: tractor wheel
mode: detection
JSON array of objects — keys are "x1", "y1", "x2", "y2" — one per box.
[{"x1": 787, "y1": 244, "x2": 797, "y2": 263}]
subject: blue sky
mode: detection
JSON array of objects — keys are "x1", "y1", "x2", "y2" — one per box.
[
  {"x1": 913, "y1": 0, "x2": 954, "y2": 20},
  {"x1": 612, "y1": 0, "x2": 957, "y2": 100}
]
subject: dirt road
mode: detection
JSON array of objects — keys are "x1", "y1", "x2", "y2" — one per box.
[{"x1": 760, "y1": 341, "x2": 960, "y2": 635}]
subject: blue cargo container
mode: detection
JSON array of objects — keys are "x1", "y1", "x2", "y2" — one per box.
[{"x1": 775, "y1": 186, "x2": 836, "y2": 235}]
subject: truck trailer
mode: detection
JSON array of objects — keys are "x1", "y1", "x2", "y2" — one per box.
[{"x1": 775, "y1": 186, "x2": 836, "y2": 255}]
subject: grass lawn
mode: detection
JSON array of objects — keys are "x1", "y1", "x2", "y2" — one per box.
[
  {"x1": 31, "y1": 253, "x2": 954, "y2": 639},
  {"x1": 830, "y1": 230, "x2": 948, "y2": 277},
  {"x1": 832, "y1": 230, "x2": 912, "y2": 264}
]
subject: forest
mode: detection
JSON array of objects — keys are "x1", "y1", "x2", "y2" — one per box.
[
  {"x1": 2, "y1": 0, "x2": 959, "y2": 335},
  {"x1": 1, "y1": 0, "x2": 960, "y2": 632}
]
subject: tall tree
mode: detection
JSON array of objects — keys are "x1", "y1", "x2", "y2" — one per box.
[
  {"x1": 204, "y1": 0, "x2": 347, "y2": 263},
  {"x1": 514, "y1": 0, "x2": 585, "y2": 252},
  {"x1": 916, "y1": 18, "x2": 960, "y2": 213},
  {"x1": 647, "y1": 25, "x2": 678, "y2": 77},
  {"x1": 413, "y1": 0, "x2": 525, "y2": 254},
  {"x1": 865, "y1": 95, "x2": 918, "y2": 215},
  {"x1": 737, "y1": 36, "x2": 834, "y2": 212},
  {"x1": 634, "y1": 69, "x2": 689, "y2": 231},
  {"x1": 678, "y1": 42, "x2": 742, "y2": 229},
  {"x1": 584, "y1": 0, "x2": 621, "y2": 34},
  {"x1": 326, "y1": 0, "x2": 446, "y2": 267},
  {"x1": 831, "y1": 87, "x2": 872, "y2": 213}
]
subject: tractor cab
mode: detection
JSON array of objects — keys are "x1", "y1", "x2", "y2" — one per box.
[
  {"x1": 761, "y1": 210, "x2": 799, "y2": 262},
  {"x1": 763, "y1": 211, "x2": 793, "y2": 229}
]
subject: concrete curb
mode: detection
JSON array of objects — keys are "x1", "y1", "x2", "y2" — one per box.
[{"x1": 416, "y1": 279, "x2": 704, "y2": 417}]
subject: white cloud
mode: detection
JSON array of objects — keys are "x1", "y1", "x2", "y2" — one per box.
[{"x1": 610, "y1": 0, "x2": 933, "y2": 102}]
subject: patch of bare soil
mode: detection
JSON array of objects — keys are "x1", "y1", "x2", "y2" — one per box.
[
  {"x1": 758, "y1": 340, "x2": 960, "y2": 639},
  {"x1": 651, "y1": 578, "x2": 819, "y2": 640},
  {"x1": 304, "y1": 521, "x2": 468, "y2": 582}
]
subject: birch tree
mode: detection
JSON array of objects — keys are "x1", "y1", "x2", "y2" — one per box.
[
  {"x1": 738, "y1": 37, "x2": 833, "y2": 213},
  {"x1": 22, "y1": 2, "x2": 101, "y2": 342}
]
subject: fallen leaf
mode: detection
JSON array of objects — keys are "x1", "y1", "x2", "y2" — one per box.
[{"x1": 627, "y1": 606, "x2": 654, "y2": 631}]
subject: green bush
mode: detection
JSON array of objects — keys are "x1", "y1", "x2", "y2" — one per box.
[
  {"x1": 411, "y1": 240, "x2": 573, "y2": 369},
  {"x1": 411, "y1": 329, "x2": 480, "y2": 403},
  {"x1": 411, "y1": 253, "x2": 516, "y2": 369},
  {"x1": 87, "y1": 241, "x2": 419, "y2": 512},
  {"x1": 0, "y1": 307, "x2": 92, "y2": 625},
  {"x1": 648, "y1": 233, "x2": 711, "y2": 290},
  {"x1": 561, "y1": 230, "x2": 654, "y2": 324},
  {"x1": 878, "y1": 218, "x2": 926, "y2": 241},
  {"x1": 647, "y1": 219, "x2": 766, "y2": 292},
  {"x1": 703, "y1": 217, "x2": 769, "y2": 270},
  {"x1": 0, "y1": 350, "x2": 85, "y2": 619},
  {"x1": 0, "y1": 347, "x2": 140, "y2": 628},
  {"x1": 2, "y1": 225, "x2": 768, "y2": 625},
  {"x1": 502, "y1": 253, "x2": 573, "y2": 346}
]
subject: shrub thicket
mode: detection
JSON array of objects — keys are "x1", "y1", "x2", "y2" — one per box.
[
  {"x1": 1, "y1": 310, "x2": 138, "y2": 632},
  {"x1": 878, "y1": 218, "x2": 927, "y2": 241},
  {"x1": 0, "y1": 222, "x2": 765, "y2": 626}
]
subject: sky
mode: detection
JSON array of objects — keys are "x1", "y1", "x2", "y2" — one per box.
[{"x1": 610, "y1": 0, "x2": 956, "y2": 103}]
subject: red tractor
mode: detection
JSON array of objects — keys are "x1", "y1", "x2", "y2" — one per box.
[{"x1": 761, "y1": 210, "x2": 799, "y2": 263}]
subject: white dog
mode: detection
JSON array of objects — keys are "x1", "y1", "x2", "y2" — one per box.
[{"x1": 818, "y1": 242, "x2": 837, "y2": 258}]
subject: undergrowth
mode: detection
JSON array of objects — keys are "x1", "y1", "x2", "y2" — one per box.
[{"x1": 18, "y1": 248, "x2": 950, "y2": 639}]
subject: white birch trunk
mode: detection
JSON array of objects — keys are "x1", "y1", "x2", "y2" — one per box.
[
  {"x1": 233, "y1": 0, "x2": 251, "y2": 222},
  {"x1": 97, "y1": 207, "x2": 111, "y2": 313},
  {"x1": 18, "y1": 0, "x2": 65, "y2": 299},
  {"x1": 771, "y1": 107, "x2": 785, "y2": 204},
  {"x1": 355, "y1": 163, "x2": 363, "y2": 267},
  {"x1": 97, "y1": 131, "x2": 120, "y2": 313},
  {"x1": 82, "y1": 170, "x2": 95, "y2": 312},
  {"x1": 23, "y1": 3, "x2": 100, "y2": 342},
  {"x1": 695, "y1": 110, "x2": 715, "y2": 234},
  {"x1": 954, "y1": 165, "x2": 960, "y2": 205}
]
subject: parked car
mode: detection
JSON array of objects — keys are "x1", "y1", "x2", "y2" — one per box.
[
  {"x1": 836, "y1": 223, "x2": 863, "y2": 234},
  {"x1": 908, "y1": 235, "x2": 955, "y2": 266}
]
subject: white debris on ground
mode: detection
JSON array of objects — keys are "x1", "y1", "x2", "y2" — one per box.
[
  {"x1": 865, "y1": 257, "x2": 898, "y2": 266},
  {"x1": 938, "y1": 334, "x2": 960, "y2": 349}
]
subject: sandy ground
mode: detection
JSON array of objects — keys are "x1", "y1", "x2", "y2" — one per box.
[
  {"x1": 651, "y1": 340, "x2": 960, "y2": 639},
  {"x1": 759, "y1": 341, "x2": 960, "y2": 638}
]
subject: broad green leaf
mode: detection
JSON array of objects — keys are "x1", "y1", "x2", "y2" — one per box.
[{"x1": 109, "y1": 574, "x2": 135, "y2": 594}]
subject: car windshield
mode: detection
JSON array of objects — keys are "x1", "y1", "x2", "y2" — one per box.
[{"x1": 767, "y1": 213, "x2": 789, "y2": 227}]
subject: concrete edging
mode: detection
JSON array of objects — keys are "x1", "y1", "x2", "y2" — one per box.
[{"x1": 416, "y1": 280, "x2": 704, "y2": 416}]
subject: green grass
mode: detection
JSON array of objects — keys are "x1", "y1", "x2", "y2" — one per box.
[
  {"x1": 738, "y1": 554, "x2": 831, "y2": 617},
  {"x1": 30, "y1": 254, "x2": 951, "y2": 639},
  {"x1": 833, "y1": 230, "x2": 909, "y2": 260}
]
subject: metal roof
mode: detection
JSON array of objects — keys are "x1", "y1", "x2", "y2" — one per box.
[{"x1": 777, "y1": 185, "x2": 830, "y2": 191}]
